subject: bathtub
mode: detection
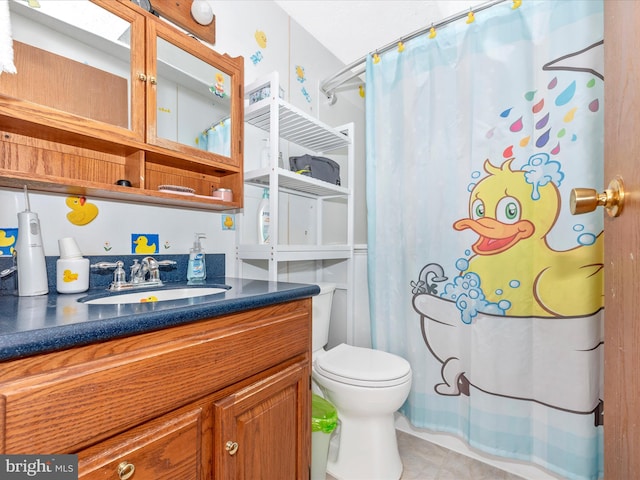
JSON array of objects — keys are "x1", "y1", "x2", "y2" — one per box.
[{"x1": 412, "y1": 293, "x2": 603, "y2": 417}]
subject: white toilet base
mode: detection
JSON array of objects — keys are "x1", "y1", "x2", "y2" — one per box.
[{"x1": 327, "y1": 412, "x2": 403, "y2": 480}]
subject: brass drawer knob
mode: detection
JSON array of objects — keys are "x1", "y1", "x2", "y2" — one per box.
[
  {"x1": 117, "y1": 461, "x2": 135, "y2": 480},
  {"x1": 225, "y1": 440, "x2": 239, "y2": 456}
]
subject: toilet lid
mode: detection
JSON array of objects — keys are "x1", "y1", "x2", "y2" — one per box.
[{"x1": 315, "y1": 344, "x2": 411, "y2": 387}]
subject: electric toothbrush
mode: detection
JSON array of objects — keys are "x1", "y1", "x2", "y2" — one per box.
[{"x1": 16, "y1": 186, "x2": 48, "y2": 296}]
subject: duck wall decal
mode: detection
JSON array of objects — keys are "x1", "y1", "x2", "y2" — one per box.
[
  {"x1": 133, "y1": 235, "x2": 157, "y2": 254},
  {"x1": 0, "y1": 229, "x2": 16, "y2": 248},
  {"x1": 65, "y1": 196, "x2": 99, "y2": 226},
  {"x1": 453, "y1": 158, "x2": 603, "y2": 317}
]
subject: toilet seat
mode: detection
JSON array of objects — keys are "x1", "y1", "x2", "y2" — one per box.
[{"x1": 315, "y1": 343, "x2": 411, "y2": 388}]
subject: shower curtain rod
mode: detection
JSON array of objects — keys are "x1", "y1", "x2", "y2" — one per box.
[{"x1": 319, "y1": 0, "x2": 507, "y2": 100}]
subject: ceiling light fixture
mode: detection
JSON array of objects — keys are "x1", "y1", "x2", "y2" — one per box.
[{"x1": 191, "y1": 0, "x2": 214, "y2": 26}]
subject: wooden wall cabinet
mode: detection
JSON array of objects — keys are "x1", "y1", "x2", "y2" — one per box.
[
  {"x1": 0, "y1": 0, "x2": 244, "y2": 210},
  {"x1": 0, "y1": 300, "x2": 312, "y2": 479}
]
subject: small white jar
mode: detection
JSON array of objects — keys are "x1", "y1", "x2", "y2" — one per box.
[
  {"x1": 56, "y1": 237, "x2": 90, "y2": 294},
  {"x1": 212, "y1": 188, "x2": 233, "y2": 202}
]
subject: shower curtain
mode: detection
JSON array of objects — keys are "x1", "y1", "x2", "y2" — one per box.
[{"x1": 366, "y1": 1, "x2": 604, "y2": 478}]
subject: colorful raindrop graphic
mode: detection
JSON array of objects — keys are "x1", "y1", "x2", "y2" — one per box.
[
  {"x1": 564, "y1": 107, "x2": 578, "y2": 123},
  {"x1": 503, "y1": 145, "x2": 514, "y2": 158},
  {"x1": 555, "y1": 80, "x2": 576, "y2": 106},
  {"x1": 510, "y1": 117, "x2": 524, "y2": 132},
  {"x1": 536, "y1": 129, "x2": 551, "y2": 148},
  {"x1": 535, "y1": 113, "x2": 550, "y2": 130},
  {"x1": 496, "y1": 69, "x2": 601, "y2": 164},
  {"x1": 532, "y1": 98, "x2": 545, "y2": 114}
]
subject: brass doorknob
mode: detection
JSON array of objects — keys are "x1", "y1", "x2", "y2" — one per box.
[{"x1": 570, "y1": 176, "x2": 625, "y2": 217}]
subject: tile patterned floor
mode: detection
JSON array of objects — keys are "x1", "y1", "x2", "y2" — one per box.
[{"x1": 326, "y1": 431, "x2": 525, "y2": 480}]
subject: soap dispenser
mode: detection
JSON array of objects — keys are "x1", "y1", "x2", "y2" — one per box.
[{"x1": 187, "y1": 233, "x2": 207, "y2": 285}]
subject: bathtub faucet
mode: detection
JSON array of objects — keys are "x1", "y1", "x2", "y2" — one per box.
[{"x1": 413, "y1": 263, "x2": 448, "y2": 295}]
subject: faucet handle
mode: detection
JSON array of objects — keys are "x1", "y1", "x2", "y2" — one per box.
[
  {"x1": 156, "y1": 260, "x2": 177, "y2": 267},
  {"x1": 90, "y1": 261, "x2": 124, "y2": 269},
  {"x1": 91, "y1": 261, "x2": 126, "y2": 287}
]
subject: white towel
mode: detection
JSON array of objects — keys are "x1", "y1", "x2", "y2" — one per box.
[{"x1": 0, "y1": 0, "x2": 17, "y2": 75}]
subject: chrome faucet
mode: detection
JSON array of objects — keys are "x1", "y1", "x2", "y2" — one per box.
[
  {"x1": 92, "y1": 257, "x2": 177, "y2": 291},
  {"x1": 140, "y1": 257, "x2": 165, "y2": 283}
]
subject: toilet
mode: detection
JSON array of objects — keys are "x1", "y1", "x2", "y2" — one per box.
[{"x1": 311, "y1": 283, "x2": 412, "y2": 480}]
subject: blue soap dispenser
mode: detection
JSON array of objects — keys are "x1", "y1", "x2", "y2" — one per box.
[{"x1": 187, "y1": 233, "x2": 206, "y2": 285}]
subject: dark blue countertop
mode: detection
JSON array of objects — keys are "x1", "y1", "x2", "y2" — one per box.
[{"x1": 0, "y1": 254, "x2": 320, "y2": 362}]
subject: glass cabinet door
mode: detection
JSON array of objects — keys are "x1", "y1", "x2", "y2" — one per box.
[
  {"x1": 146, "y1": 20, "x2": 241, "y2": 168},
  {"x1": 0, "y1": 0, "x2": 144, "y2": 140}
]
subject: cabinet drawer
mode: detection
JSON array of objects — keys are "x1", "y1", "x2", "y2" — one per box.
[{"x1": 78, "y1": 405, "x2": 210, "y2": 480}]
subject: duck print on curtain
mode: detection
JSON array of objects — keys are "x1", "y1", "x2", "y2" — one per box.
[{"x1": 365, "y1": 1, "x2": 604, "y2": 478}]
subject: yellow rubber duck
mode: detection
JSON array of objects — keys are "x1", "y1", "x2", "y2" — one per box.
[
  {"x1": 63, "y1": 269, "x2": 79, "y2": 283},
  {"x1": 453, "y1": 158, "x2": 603, "y2": 317},
  {"x1": 0, "y1": 230, "x2": 16, "y2": 247},
  {"x1": 224, "y1": 216, "x2": 234, "y2": 229},
  {"x1": 140, "y1": 296, "x2": 158, "y2": 303},
  {"x1": 133, "y1": 235, "x2": 157, "y2": 254},
  {"x1": 66, "y1": 196, "x2": 99, "y2": 226}
]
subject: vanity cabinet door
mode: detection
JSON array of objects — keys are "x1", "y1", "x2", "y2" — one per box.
[
  {"x1": 78, "y1": 403, "x2": 212, "y2": 480},
  {"x1": 214, "y1": 361, "x2": 311, "y2": 480}
]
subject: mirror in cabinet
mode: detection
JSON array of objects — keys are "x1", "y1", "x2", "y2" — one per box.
[
  {"x1": 0, "y1": 0, "x2": 143, "y2": 138},
  {"x1": 147, "y1": 19, "x2": 241, "y2": 168},
  {"x1": 0, "y1": 0, "x2": 244, "y2": 210}
]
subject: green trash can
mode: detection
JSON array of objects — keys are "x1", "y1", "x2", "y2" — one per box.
[{"x1": 311, "y1": 394, "x2": 338, "y2": 480}]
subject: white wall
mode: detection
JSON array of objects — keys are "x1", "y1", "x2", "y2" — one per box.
[{"x1": 1, "y1": 0, "x2": 366, "y2": 280}]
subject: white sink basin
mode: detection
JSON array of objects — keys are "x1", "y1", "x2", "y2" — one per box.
[{"x1": 82, "y1": 287, "x2": 228, "y2": 305}]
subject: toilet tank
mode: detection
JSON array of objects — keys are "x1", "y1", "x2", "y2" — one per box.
[{"x1": 312, "y1": 283, "x2": 336, "y2": 353}]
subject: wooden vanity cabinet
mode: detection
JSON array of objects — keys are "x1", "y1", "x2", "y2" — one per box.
[
  {"x1": 0, "y1": 299, "x2": 312, "y2": 479},
  {"x1": 0, "y1": 0, "x2": 243, "y2": 210}
]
